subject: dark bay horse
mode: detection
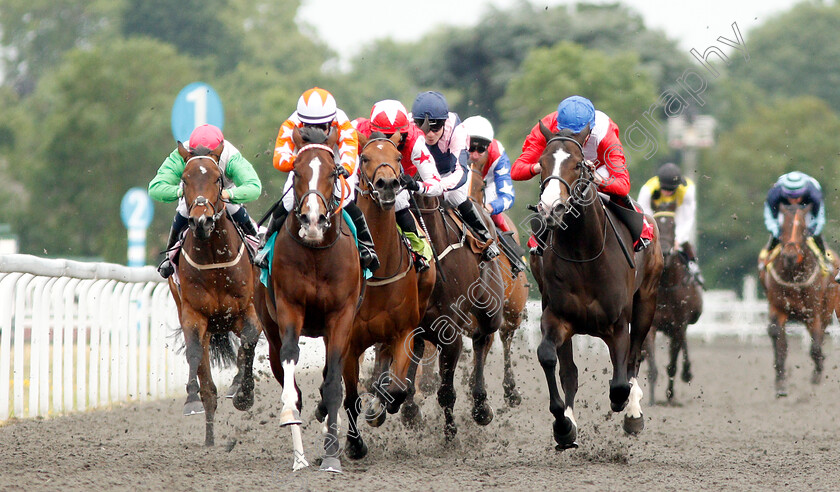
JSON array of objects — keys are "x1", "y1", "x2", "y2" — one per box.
[
  {"x1": 759, "y1": 203, "x2": 840, "y2": 397},
  {"x1": 255, "y1": 126, "x2": 361, "y2": 472},
  {"x1": 402, "y1": 193, "x2": 505, "y2": 440},
  {"x1": 531, "y1": 123, "x2": 662, "y2": 449},
  {"x1": 341, "y1": 132, "x2": 436, "y2": 459},
  {"x1": 168, "y1": 142, "x2": 261, "y2": 447},
  {"x1": 468, "y1": 156, "x2": 529, "y2": 406},
  {"x1": 643, "y1": 201, "x2": 702, "y2": 405}
]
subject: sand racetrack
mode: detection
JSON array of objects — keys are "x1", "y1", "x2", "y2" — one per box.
[{"x1": 2, "y1": 330, "x2": 840, "y2": 491}]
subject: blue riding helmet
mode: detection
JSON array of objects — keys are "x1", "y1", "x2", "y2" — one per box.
[
  {"x1": 412, "y1": 91, "x2": 449, "y2": 120},
  {"x1": 777, "y1": 171, "x2": 809, "y2": 198},
  {"x1": 556, "y1": 95, "x2": 596, "y2": 133}
]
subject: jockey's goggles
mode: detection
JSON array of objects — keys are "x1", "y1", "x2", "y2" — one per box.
[
  {"x1": 302, "y1": 121, "x2": 332, "y2": 133},
  {"x1": 469, "y1": 140, "x2": 489, "y2": 153},
  {"x1": 415, "y1": 118, "x2": 446, "y2": 132}
]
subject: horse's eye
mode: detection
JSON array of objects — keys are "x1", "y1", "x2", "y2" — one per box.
[
  {"x1": 360, "y1": 154, "x2": 370, "y2": 163},
  {"x1": 396, "y1": 156, "x2": 402, "y2": 163}
]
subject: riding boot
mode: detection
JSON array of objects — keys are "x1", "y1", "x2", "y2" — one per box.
[
  {"x1": 813, "y1": 234, "x2": 828, "y2": 259},
  {"x1": 680, "y1": 242, "x2": 705, "y2": 287},
  {"x1": 456, "y1": 200, "x2": 500, "y2": 260},
  {"x1": 157, "y1": 213, "x2": 189, "y2": 278},
  {"x1": 759, "y1": 235, "x2": 780, "y2": 269},
  {"x1": 230, "y1": 207, "x2": 258, "y2": 237},
  {"x1": 529, "y1": 215, "x2": 550, "y2": 256},
  {"x1": 346, "y1": 201, "x2": 381, "y2": 272},
  {"x1": 254, "y1": 206, "x2": 289, "y2": 270},
  {"x1": 396, "y1": 208, "x2": 430, "y2": 273}
]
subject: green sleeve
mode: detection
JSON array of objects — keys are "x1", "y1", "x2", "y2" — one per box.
[
  {"x1": 224, "y1": 151, "x2": 262, "y2": 203},
  {"x1": 148, "y1": 149, "x2": 186, "y2": 203}
]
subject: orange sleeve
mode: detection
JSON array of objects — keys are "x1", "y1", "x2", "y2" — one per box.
[
  {"x1": 273, "y1": 118, "x2": 297, "y2": 172},
  {"x1": 335, "y1": 111, "x2": 358, "y2": 175}
]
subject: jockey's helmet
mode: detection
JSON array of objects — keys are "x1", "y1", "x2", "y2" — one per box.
[
  {"x1": 188, "y1": 124, "x2": 224, "y2": 152},
  {"x1": 556, "y1": 95, "x2": 596, "y2": 134},
  {"x1": 461, "y1": 115, "x2": 494, "y2": 144},
  {"x1": 411, "y1": 91, "x2": 449, "y2": 121},
  {"x1": 297, "y1": 87, "x2": 337, "y2": 125},
  {"x1": 657, "y1": 163, "x2": 686, "y2": 191},
  {"x1": 778, "y1": 171, "x2": 810, "y2": 198},
  {"x1": 370, "y1": 100, "x2": 410, "y2": 134}
]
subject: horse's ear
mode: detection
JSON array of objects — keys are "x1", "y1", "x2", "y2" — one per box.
[
  {"x1": 539, "y1": 120, "x2": 554, "y2": 142},
  {"x1": 177, "y1": 141, "x2": 190, "y2": 160},
  {"x1": 212, "y1": 141, "x2": 224, "y2": 156},
  {"x1": 578, "y1": 124, "x2": 592, "y2": 144},
  {"x1": 326, "y1": 125, "x2": 339, "y2": 148},
  {"x1": 292, "y1": 125, "x2": 303, "y2": 149},
  {"x1": 357, "y1": 131, "x2": 368, "y2": 150},
  {"x1": 389, "y1": 131, "x2": 402, "y2": 147}
]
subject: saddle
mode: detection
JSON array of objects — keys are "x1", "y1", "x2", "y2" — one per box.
[
  {"x1": 601, "y1": 194, "x2": 645, "y2": 245},
  {"x1": 445, "y1": 208, "x2": 493, "y2": 257}
]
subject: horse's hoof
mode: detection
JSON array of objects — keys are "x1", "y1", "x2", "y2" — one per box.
[
  {"x1": 553, "y1": 418, "x2": 577, "y2": 448},
  {"x1": 345, "y1": 438, "x2": 369, "y2": 460},
  {"x1": 401, "y1": 402, "x2": 423, "y2": 428},
  {"x1": 504, "y1": 387, "x2": 522, "y2": 407},
  {"x1": 472, "y1": 402, "x2": 494, "y2": 426},
  {"x1": 319, "y1": 457, "x2": 343, "y2": 473},
  {"x1": 314, "y1": 403, "x2": 327, "y2": 423},
  {"x1": 444, "y1": 422, "x2": 458, "y2": 442},
  {"x1": 610, "y1": 383, "x2": 631, "y2": 412},
  {"x1": 183, "y1": 401, "x2": 205, "y2": 416},
  {"x1": 623, "y1": 413, "x2": 645, "y2": 435},
  {"x1": 775, "y1": 381, "x2": 788, "y2": 398},
  {"x1": 279, "y1": 407, "x2": 303, "y2": 427},
  {"x1": 365, "y1": 402, "x2": 387, "y2": 428},
  {"x1": 682, "y1": 371, "x2": 693, "y2": 383},
  {"x1": 225, "y1": 383, "x2": 240, "y2": 399},
  {"x1": 811, "y1": 371, "x2": 823, "y2": 385},
  {"x1": 232, "y1": 389, "x2": 254, "y2": 411}
]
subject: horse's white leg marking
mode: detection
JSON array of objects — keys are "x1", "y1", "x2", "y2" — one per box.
[
  {"x1": 539, "y1": 148, "x2": 569, "y2": 212},
  {"x1": 626, "y1": 377, "x2": 644, "y2": 418},
  {"x1": 564, "y1": 406, "x2": 577, "y2": 428},
  {"x1": 280, "y1": 360, "x2": 300, "y2": 423}
]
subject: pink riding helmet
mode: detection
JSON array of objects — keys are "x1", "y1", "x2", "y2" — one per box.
[{"x1": 188, "y1": 124, "x2": 224, "y2": 151}]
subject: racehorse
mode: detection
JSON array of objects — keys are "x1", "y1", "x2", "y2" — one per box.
[
  {"x1": 341, "y1": 132, "x2": 436, "y2": 459},
  {"x1": 399, "y1": 192, "x2": 505, "y2": 440},
  {"x1": 530, "y1": 123, "x2": 662, "y2": 448},
  {"x1": 643, "y1": 201, "x2": 702, "y2": 405},
  {"x1": 255, "y1": 126, "x2": 361, "y2": 472},
  {"x1": 168, "y1": 141, "x2": 261, "y2": 447},
  {"x1": 759, "y1": 202, "x2": 840, "y2": 397},
  {"x1": 467, "y1": 156, "x2": 529, "y2": 406}
]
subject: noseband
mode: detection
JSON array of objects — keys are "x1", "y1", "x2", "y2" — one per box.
[
  {"x1": 358, "y1": 137, "x2": 401, "y2": 206},
  {"x1": 184, "y1": 154, "x2": 225, "y2": 224}
]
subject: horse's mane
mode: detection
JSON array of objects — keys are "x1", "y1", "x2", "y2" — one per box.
[
  {"x1": 369, "y1": 131, "x2": 387, "y2": 140},
  {"x1": 190, "y1": 145, "x2": 214, "y2": 157},
  {"x1": 556, "y1": 128, "x2": 576, "y2": 139},
  {"x1": 300, "y1": 126, "x2": 330, "y2": 144}
]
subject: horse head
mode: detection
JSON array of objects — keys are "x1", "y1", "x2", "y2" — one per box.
[
  {"x1": 536, "y1": 121, "x2": 593, "y2": 229},
  {"x1": 653, "y1": 201, "x2": 677, "y2": 255},
  {"x1": 779, "y1": 202, "x2": 812, "y2": 266},
  {"x1": 292, "y1": 125, "x2": 341, "y2": 244},
  {"x1": 358, "y1": 131, "x2": 402, "y2": 210},
  {"x1": 468, "y1": 152, "x2": 488, "y2": 204},
  {"x1": 178, "y1": 141, "x2": 224, "y2": 241}
]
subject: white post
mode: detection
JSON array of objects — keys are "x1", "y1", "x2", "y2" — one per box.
[{"x1": 0, "y1": 273, "x2": 23, "y2": 420}]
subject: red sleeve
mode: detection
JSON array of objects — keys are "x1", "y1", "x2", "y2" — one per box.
[
  {"x1": 511, "y1": 113, "x2": 555, "y2": 181},
  {"x1": 595, "y1": 119, "x2": 630, "y2": 196}
]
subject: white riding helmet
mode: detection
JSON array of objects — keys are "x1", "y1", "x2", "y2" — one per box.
[
  {"x1": 297, "y1": 87, "x2": 337, "y2": 124},
  {"x1": 461, "y1": 115, "x2": 495, "y2": 142}
]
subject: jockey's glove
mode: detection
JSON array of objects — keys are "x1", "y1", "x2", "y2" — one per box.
[
  {"x1": 336, "y1": 165, "x2": 350, "y2": 179},
  {"x1": 400, "y1": 173, "x2": 420, "y2": 192}
]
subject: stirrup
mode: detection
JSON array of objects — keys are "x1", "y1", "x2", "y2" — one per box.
[
  {"x1": 360, "y1": 247, "x2": 381, "y2": 272},
  {"x1": 633, "y1": 237, "x2": 650, "y2": 252},
  {"x1": 157, "y1": 259, "x2": 174, "y2": 279},
  {"x1": 413, "y1": 253, "x2": 430, "y2": 273},
  {"x1": 529, "y1": 245, "x2": 543, "y2": 257},
  {"x1": 483, "y1": 242, "x2": 500, "y2": 260},
  {"x1": 253, "y1": 249, "x2": 270, "y2": 270}
]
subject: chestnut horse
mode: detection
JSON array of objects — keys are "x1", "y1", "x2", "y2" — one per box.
[
  {"x1": 759, "y1": 203, "x2": 840, "y2": 397},
  {"x1": 168, "y1": 142, "x2": 261, "y2": 447},
  {"x1": 643, "y1": 201, "x2": 702, "y2": 405},
  {"x1": 341, "y1": 132, "x2": 436, "y2": 459},
  {"x1": 467, "y1": 157, "x2": 529, "y2": 406},
  {"x1": 531, "y1": 124, "x2": 662, "y2": 449},
  {"x1": 255, "y1": 126, "x2": 361, "y2": 472}
]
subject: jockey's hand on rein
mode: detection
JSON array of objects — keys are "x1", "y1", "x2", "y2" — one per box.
[
  {"x1": 336, "y1": 165, "x2": 350, "y2": 179},
  {"x1": 400, "y1": 173, "x2": 420, "y2": 192}
]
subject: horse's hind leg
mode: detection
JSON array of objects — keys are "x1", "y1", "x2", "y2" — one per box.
[
  {"x1": 470, "y1": 331, "x2": 494, "y2": 426},
  {"x1": 807, "y1": 317, "x2": 826, "y2": 385},
  {"x1": 767, "y1": 310, "x2": 789, "y2": 397},
  {"x1": 196, "y1": 341, "x2": 218, "y2": 446},
  {"x1": 400, "y1": 334, "x2": 426, "y2": 428},
  {"x1": 500, "y1": 320, "x2": 522, "y2": 407},
  {"x1": 231, "y1": 308, "x2": 261, "y2": 411},
  {"x1": 680, "y1": 331, "x2": 693, "y2": 383},
  {"x1": 343, "y1": 350, "x2": 368, "y2": 460},
  {"x1": 666, "y1": 331, "x2": 681, "y2": 402},
  {"x1": 643, "y1": 329, "x2": 658, "y2": 407},
  {"x1": 320, "y1": 310, "x2": 353, "y2": 473},
  {"x1": 438, "y1": 336, "x2": 462, "y2": 441},
  {"x1": 538, "y1": 310, "x2": 576, "y2": 449}
]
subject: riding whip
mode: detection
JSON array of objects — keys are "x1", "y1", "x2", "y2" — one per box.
[{"x1": 410, "y1": 194, "x2": 447, "y2": 283}]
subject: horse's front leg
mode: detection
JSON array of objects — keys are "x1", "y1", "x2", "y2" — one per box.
[
  {"x1": 470, "y1": 331, "x2": 494, "y2": 426},
  {"x1": 273, "y1": 303, "x2": 307, "y2": 471},
  {"x1": 320, "y1": 307, "x2": 354, "y2": 473},
  {"x1": 342, "y1": 347, "x2": 368, "y2": 460},
  {"x1": 229, "y1": 305, "x2": 261, "y2": 411},
  {"x1": 606, "y1": 319, "x2": 632, "y2": 413},
  {"x1": 500, "y1": 318, "x2": 522, "y2": 407},
  {"x1": 180, "y1": 307, "x2": 208, "y2": 420},
  {"x1": 807, "y1": 314, "x2": 826, "y2": 385},
  {"x1": 643, "y1": 328, "x2": 659, "y2": 407},
  {"x1": 767, "y1": 308, "x2": 789, "y2": 397},
  {"x1": 196, "y1": 336, "x2": 217, "y2": 446},
  {"x1": 556, "y1": 337, "x2": 579, "y2": 445},
  {"x1": 437, "y1": 334, "x2": 463, "y2": 442},
  {"x1": 538, "y1": 309, "x2": 576, "y2": 449}
]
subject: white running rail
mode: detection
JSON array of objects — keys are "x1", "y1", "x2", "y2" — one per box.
[{"x1": 0, "y1": 254, "x2": 186, "y2": 421}]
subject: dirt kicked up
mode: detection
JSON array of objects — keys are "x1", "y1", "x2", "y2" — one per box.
[{"x1": 1, "y1": 336, "x2": 839, "y2": 491}]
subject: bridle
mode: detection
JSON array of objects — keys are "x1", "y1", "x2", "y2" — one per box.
[
  {"x1": 292, "y1": 143, "x2": 347, "y2": 230},
  {"x1": 357, "y1": 137, "x2": 402, "y2": 207},
  {"x1": 538, "y1": 136, "x2": 596, "y2": 217},
  {"x1": 653, "y1": 210, "x2": 676, "y2": 256},
  {"x1": 183, "y1": 154, "x2": 225, "y2": 225}
]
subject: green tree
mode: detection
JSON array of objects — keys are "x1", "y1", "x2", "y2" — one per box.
[{"x1": 699, "y1": 96, "x2": 840, "y2": 289}]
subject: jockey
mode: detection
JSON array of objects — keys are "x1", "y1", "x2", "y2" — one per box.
[
  {"x1": 353, "y1": 99, "x2": 444, "y2": 273},
  {"x1": 760, "y1": 172, "x2": 836, "y2": 280},
  {"x1": 638, "y1": 163, "x2": 705, "y2": 286},
  {"x1": 510, "y1": 95, "x2": 655, "y2": 256},
  {"x1": 409, "y1": 91, "x2": 500, "y2": 260},
  {"x1": 460, "y1": 115, "x2": 526, "y2": 273},
  {"x1": 254, "y1": 87, "x2": 380, "y2": 272},
  {"x1": 149, "y1": 124, "x2": 261, "y2": 279}
]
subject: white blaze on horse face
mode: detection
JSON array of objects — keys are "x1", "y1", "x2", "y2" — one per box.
[
  {"x1": 302, "y1": 157, "x2": 324, "y2": 240},
  {"x1": 626, "y1": 377, "x2": 643, "y2": 419},
  {"x1": 539, "y1": 147, "x2": 570, "y2": 213}
]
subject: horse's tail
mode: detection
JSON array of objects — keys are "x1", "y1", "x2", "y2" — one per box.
[{"x1": 208, "y1": 332, "x2": 238, "y2": 369}]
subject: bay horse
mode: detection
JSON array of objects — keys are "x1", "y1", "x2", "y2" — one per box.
[
  {"x1": 759, "y1": 202, "x2": 840, "y2": 397},
  {"x1": 340, "y1": 132, "x2": 436, "y2": 459},
  {"x1": 255, "y1": 126, "x2": 361, "y2": 472},
  {"x1": 467, "y1": 156, "x2": 529, "y2": 406},
  {"x1": 168, "y1": 141, "x2": 261, "y2": 447},
  {"x1": 643, "y1": 201, "x2": 702, "y2": 405},
  {"x1": 531, "y1": 123, "x2": 662, "y2": 449},
  {"x1": 397, "y1": 192, "x2": 505, "y2": 440}
]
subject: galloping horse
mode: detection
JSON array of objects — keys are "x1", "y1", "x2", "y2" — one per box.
[
  {"x1": 467, "y1": 156, "x2": 529, "y2": 406},
  {"x1": 341, "y1": 132, "x2": 436, "y2": 459},
  {"x1": 759, "y1": 203, "x2": 840, "y2": 397},
  {"x1": 168, "y1": 142, "x2": 261, "y2": 447},
  {"x1": 404, "y1": 193, "x2": 505, "y2": 440},
  {"x1": 255, "y1": 126, "x2": 361, "y2": 472},
  {"x1": 531, "y1": 123, "x2": 662, "y2": 448},
  {"x1": 643, "y1": 201, "x2": 702, "y2": 405}
]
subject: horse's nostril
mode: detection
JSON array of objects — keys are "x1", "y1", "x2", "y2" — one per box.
[{"x1": 375, "y1": 178, "x2": 386, "y2": 190}]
